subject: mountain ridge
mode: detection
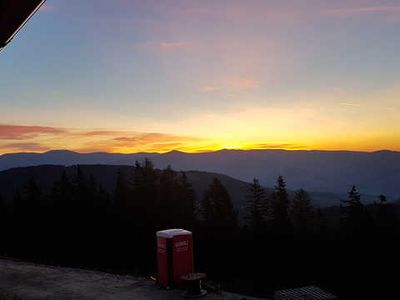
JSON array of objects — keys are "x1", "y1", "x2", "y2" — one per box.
[
  {"x1": 2, "y1": 148, "x2": 400, "y2": 157},
  {"x1": 1, "y1": 149, "x2": 400, "y2": 198}
]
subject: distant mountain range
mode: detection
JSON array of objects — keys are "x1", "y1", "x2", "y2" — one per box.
[{"x1": 1, "y1": 149, "x2": 399, "y2": 200}]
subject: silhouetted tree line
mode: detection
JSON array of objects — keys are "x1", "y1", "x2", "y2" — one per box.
[
  {"x1": 1, "y1": 162, "x2": 400, "y2": 299},
  {"x1": 0, "y1": 161, "x2": 195, "y2": 273}
]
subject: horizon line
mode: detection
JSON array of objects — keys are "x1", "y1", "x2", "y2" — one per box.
[{"x1": 1, "y1": 148, "x2": 399, "y2": 157}]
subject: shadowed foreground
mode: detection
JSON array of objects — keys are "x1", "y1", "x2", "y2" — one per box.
[{"x1": 0, "y1": 258, "x2": 261, "y2": 300}]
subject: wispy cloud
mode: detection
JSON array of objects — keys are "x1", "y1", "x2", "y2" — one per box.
[
  {"x1": 201, "y1": 76, "x2": 259, "y2": 94},
  {"x1": 248, "y1": 143, "x2": 304, "y2": 150},
  {"x1": 340, "y1": 102, "x2": 361, "y2": 108},
  {"x1": 113, "y1": 132, "x2": 201, "y2": 143},
  {"x1": 2, "y1": 142, "x2": 50, "y2": 152},
  {"x1": 0, "y1": 125, "x2": 65, "y2": 140},
  {"x1": 0, "y1": 125, "x2": 208, "y2": 154},
  {"x1": 1, "y1": 124, "x2": 306, "y2": 154},
  {"x1": 228, "y1": 77, "x2": 259, "y2": 90},
  {"x1": 159, "y1": 42, "x2": 192, "y2": 50},
  {"x1": 324, "y1": 5, "x2": 400, "y2": 17},
  {"x1": 201, "y1": 85, "x2": 221, "y2": 93},
  {"x1": 139, "y1": 41, "x2": 196, "y2": 55},
  {"x1": 109, "y1": 132, "x2": 205, "y2": 152},
  {"x1": 77, "y1": 130, "x2": 125, "y2": 137}
]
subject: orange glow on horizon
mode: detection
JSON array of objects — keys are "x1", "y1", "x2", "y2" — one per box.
[{"x1": 1, "y1": 120, "x2": 400, "y2": 155}]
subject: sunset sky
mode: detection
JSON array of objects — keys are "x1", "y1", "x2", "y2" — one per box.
[{"x1": 1, "y1": 0, "x2": 400, "y2": 154}]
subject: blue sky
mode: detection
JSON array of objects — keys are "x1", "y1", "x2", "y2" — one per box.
[{"x1": 1, "y1": 0, "x2": 400, "y2": 153}]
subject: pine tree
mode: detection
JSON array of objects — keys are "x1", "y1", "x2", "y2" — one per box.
[
  {"x1": 115, "y1": 169, "x2": 129, "y2": 212},
  {"x1": 158, "y1": 165, "x2": 178, "y2": 228},
  {"x1": 74, "y1": 166, "x2": 91, "y2": 220},
  {"x1": 88, "y1": 174, "x2": 98, "y2": 205},
  {"x1": 97, "y1": 184, "x2": 111, "y2": 210},
  {"x1": 75, "y1": 165, "x2": 87, "y2": 198},
  {"x1": 13, "y1": 177, "x2": 42, "y2": 242},
  {"x1": 375, "y1": 194, "x2": 398, "y2": 239},
  {"x1": 22, "y1": 177, "x2": 42, "y2": 225},
  {"x1": 378, "y1": 194, "x2": 387, "y2": 204},
  {"x1": 341, "y1": 185, "x2": 363, "y2": 221},
  {"x1": 0, "y1": 193, "x2": 4, "y2": 213},
  {"x1": 0, "y1": 193, "x2": 5, "y2": 226},
  {"x1": 290, "y1": 189, "x2": 315, "y2": 239},
  {"x1": 176, "y1": 171, "x2": 196, "y2": 229},
  {"x1": 133, "y1": 159, "x2": 158, "y2": 200},
  {"x1": 0, "y1": 193, "x2": 4, "y2": 242},
  {"x1": 270, "y1": 176, "x2": 292, "y2": 238},
  {"x1": 202, "y1": 178, "x2": 238, "y2": 239},
  {"x1": 315, "y1": 208, "x2": 329, "y2": 239},
  {"x1": 23, "y1": 177, "x2": 41, "y2": 208},
  {"x1": 341, "y1": 185, "x2": 370, "y2": 239},
  {"x1": 51, "y1": 170, "x2": 74, "y2": 223},
  {"x1": 247, "y1": 178, "x2": 269, "y2": 237},
  {"x1": 13, "y1": 189, "x2": 22, "y2": 214},
  {"x1": 130, "y1": 159, "x2": 159, "y2": 235},
  {"x1": 180, "y1": 172, "x2": 195, "y2": 207},
  {"x1": 53, "y1": 170, "x2": 73, "y2": 201}
]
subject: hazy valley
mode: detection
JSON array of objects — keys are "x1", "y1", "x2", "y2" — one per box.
[{"x1": 1, "y1": 149, "x2": 399, "y2": 204}]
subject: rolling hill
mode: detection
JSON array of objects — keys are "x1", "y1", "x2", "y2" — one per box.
[
  {"x1": 1, "y1": 149, "x2": 399, "y2": 199},
  {"x1": 0, "y1": 164, "x2": 378, "y2": 210}
]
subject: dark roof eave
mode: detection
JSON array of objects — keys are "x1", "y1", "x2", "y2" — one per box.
[{"x1": 0, "y1": 0, "x2": 45, "y2": 49}]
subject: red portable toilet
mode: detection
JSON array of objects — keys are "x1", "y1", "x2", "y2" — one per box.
[{"x1": 157, "y1": 229, "x2": 193, "y2": 288}]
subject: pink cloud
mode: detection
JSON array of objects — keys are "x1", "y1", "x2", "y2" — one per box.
[
  {"x1": 0, "y1": 125, "x2": 65, "y2": 140},
  {"x1": 78, "y1": 130, "x2": 125, "y2": 137},
  {"x1": 201, "y1": 85, "x2": 220, "y2": 93},
  {"x1": 228, "y1": 77, "x2": 259, "y2": 90},
  {"x1": 0, "y1": 125, "x2": 207, "y2": 154},
  {"x1": 201, "y1": 76, "x2": 259, "y2": 94}
]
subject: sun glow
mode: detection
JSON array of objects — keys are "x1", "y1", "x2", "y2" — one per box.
[{"x1": 1, "y1": 1, "x2": 400, "y2": 154}]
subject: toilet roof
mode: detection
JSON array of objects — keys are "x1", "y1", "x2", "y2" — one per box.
[{"x1": 156, "y1": 229, "x2": 192, "y2": 238}]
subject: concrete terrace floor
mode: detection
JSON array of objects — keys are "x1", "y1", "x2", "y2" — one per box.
[{"x1": 0, "y1": 258, "x2": 264, "y2": 300}]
